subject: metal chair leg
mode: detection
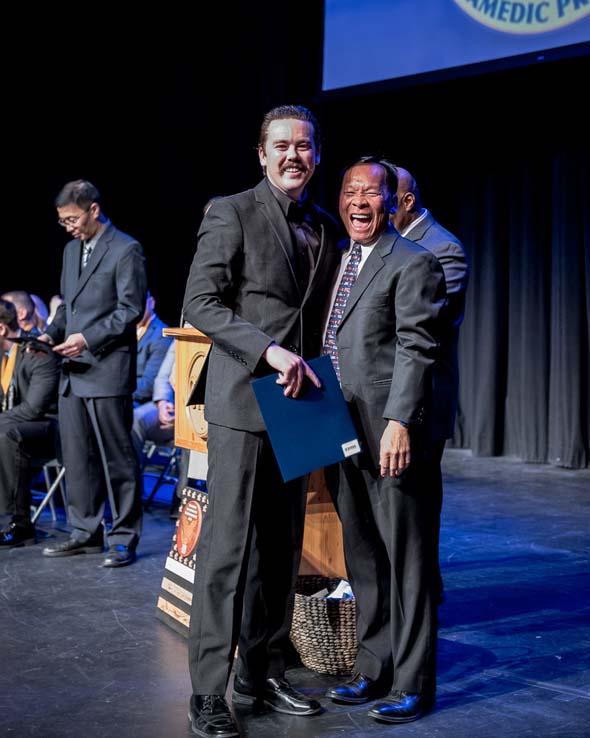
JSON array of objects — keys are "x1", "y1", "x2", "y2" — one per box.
[{"x1": 31, "y1": 466, "x2": 66, "y2": 525}]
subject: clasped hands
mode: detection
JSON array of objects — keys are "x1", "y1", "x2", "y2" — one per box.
[{"x1": 38, "y1": 332, "x2": 87, "y2": 358}]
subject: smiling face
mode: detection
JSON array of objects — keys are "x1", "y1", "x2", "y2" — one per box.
[
  {"x1": 258, "y1": 118, "x2": 319, "y2": 200},
  {"x1": 339, "y1": 163, "x2": 393, "y2": 244}
]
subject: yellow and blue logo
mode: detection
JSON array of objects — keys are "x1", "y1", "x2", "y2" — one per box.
[{"x1": 453, "y1": 0, "x2": 589, "y2": 34}]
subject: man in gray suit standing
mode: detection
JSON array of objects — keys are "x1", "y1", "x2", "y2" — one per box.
[
  {"x1": 325, "y1": 157, "x2": 446, "y2": 723},
  {"x1": 390, "y1": 165, "x2": 469, "y2": 600},
  {"x1": 40, "y1": 179, "x2": 147, "y2": 568},
  {"x1": 182, "y1": 105, "x2": 339, "y2": 738}
]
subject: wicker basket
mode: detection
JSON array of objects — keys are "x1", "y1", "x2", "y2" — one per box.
[{"x1": 289, "y1": 575, "x2": 358, "y2": 676}]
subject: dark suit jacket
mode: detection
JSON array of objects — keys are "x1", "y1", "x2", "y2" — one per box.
[
  {"x1": 134, "y1": 315, "x2": 172, "y2": 405},
  {"x1": 46, "y1": 223, "x2": 147, "y2": 398},
  {"x1": 183, "y1": 178, "x2": 340, "y2": 432},
  {"x1": 0, "y1": 336, "x2": 59, "y2": 421},
  {"x1": 404, "y1": 212, "x2": 469, "y2": 439},
  {"x1": 336, "y1": 225, "x2": 446, "y2": 466}
]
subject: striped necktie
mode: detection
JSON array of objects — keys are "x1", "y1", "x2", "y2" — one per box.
[
  {"x1": 322, "y1": 241, "x2": 362, "y2": 381},
  {"x1": 81, "y1": 241, "x2": 94, "y2": 269}
]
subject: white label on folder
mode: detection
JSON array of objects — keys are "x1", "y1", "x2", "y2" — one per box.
[{"x1": 342, "y1": 439, "x2": 361, "y2": 457}]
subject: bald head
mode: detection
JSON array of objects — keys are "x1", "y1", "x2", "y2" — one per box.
[{"x1": 389, "y1": 165, "x2": 422, "y2": 233}]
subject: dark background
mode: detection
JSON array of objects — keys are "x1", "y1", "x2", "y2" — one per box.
[{"x1": 4, "y1": 6, "x2": 589, "y2": 467}]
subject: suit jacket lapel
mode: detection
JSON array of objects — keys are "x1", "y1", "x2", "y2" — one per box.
[
  {"x1": 255, "y1": 180, "x2": 301, "y2": 297},
  {"x1": 72, "y1": 226, "x2": 111, "y2": 300},
  {"x1": 405, "y1": 211, "x2": 435, "y2": 243},
  {"x1": 339, "y1": 228, "x2": 399, "y2": 327},
  {"x1": 302, "y1": 221, "x2": 326, "y2": 302}
]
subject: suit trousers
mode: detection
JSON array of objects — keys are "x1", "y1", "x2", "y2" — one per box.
[
  {"x1": 58, "y1": 393, "x2": 142, "y2": 547},
  {"x1": 188, "y1": 422, "x2": 308, "y2": 695},
  {"x1": 328, "y1": 447, "x2": 439, "y2": 696},
  {"x1": 0, "y1": 416, "x2": 56, "y2": 518}
]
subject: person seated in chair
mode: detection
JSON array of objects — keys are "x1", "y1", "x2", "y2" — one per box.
[
  {"x1": 132, "y1": 338, "x2": 176, "y2": 461},
  {"x1": 2, "y1": 290, "x2": 41, "y2": 336},
  {"x1": 0, "y1": 298, "x2": 60, "y2": 547},
  {"x1": 133, "y1": 291, "x2": 172, "y2": 409}
]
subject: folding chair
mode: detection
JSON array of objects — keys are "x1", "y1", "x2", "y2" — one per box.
[{"x1": 142, "y1": 441, "x2": 181, "y2": 512}]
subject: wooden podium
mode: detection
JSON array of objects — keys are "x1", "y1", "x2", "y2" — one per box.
[{"x1": 155, "y1": 328, "x2": 347, "y2": 637}]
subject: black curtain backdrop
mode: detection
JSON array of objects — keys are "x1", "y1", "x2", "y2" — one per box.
[{"x1": 5, "y1": 7, "x2": 589, "y2": 468}]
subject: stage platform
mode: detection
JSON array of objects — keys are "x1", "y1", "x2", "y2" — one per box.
[{"x1": 1, "y1": 449, "x2": 588, "y2": 738}]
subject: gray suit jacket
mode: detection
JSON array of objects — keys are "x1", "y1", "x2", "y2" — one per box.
[
  {"x1": 183, "y1": 178, "x2": 340, "y2": 432},
  {"x1": 47, "y1": 223, "x2": 147, "y2": 398},
  {"x1": 336, "y1": 225, "x2": 446, "y2": 466},
  {"x1": 404, "y1": 212, "x2": 469, "y2": 439}
]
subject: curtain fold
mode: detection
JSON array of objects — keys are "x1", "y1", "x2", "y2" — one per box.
[{"x1": 455, "y1": 150, "x2": 589, "y2": 468}]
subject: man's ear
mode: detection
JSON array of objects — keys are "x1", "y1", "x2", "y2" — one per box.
[{"x1": 403, "y1": 191, "x2": 415, "y2": 210}]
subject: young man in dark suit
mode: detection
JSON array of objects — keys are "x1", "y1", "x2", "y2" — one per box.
[
  {"x1": 0, "y1": 298, "x2": 59, "y2": 547},
  {"x1": 325, "y1": 158, "x2": 446, "y2": 723},
  {"x1": 40, "y1": 179, "x2": 147, "y2": 568},
  {"x1": 182, "y1": 105, "x2": 340, "y2": 738}
]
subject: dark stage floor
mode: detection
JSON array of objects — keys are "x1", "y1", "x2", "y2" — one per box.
[{"x1": 1, "y1": 450, "x2": 588, "y2": 738}]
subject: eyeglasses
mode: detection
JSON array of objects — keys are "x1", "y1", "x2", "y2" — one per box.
[{"x1": 57, "y1": 209, "x2": 90, "y2": 228}]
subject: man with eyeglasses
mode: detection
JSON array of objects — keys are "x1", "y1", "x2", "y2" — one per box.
[{"x1": 39, "y1": 179, "x2": 147, "y2": 568}]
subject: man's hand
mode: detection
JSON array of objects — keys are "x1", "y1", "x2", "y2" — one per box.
[
  {"x1": 37, "y1": 334, "x2": 54, "y2": 345},
  {"x1": 263, "y1": 343, "x2": 321, "y2": 398},
  {"x1": 379, "y1": 420, "x2": 411, "y2": 478},
  {"x1": 157, "y1": 400, "x2": 175, "y2": 429},
  {"x1": 52, "y1": 333, "x2": 87, "y2": 358}
]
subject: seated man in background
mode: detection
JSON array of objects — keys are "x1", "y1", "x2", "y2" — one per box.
[
  {"x1": 132, "y1": 337, "x2": 175, "y2": 460},
  {"x1": 134, "y1": 291, "x2": 171, "y2": 409},
  {"x1": 2, "y1": 291, "x2": 40, "y2": 335},
  {"x1": 47, "y1": 295, "x2": 64, "y2": 326},
  {"x1": 31, "y1": 295, "x2": 49, "y2": 333},
  {"x1": 0, "y1": 299, "x2": 60, "y2": 547},
  {"x1": 132, "y1": 339, "x2": 190, "y2": 508}
]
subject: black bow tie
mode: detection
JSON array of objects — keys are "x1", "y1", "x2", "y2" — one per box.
[{"x1": 288, "y1": 200, "x2": 313, "y2": 224}]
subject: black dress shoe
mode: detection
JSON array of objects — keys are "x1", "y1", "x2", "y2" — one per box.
[
  {"x1": 232, "y1": 676, "x2": 321, "y2": 716},
  {"x1": 326, "y1": 672, "x2": 384, "y2": 704},
  {"x1": 42, "y1": 536, "x2": 103, "y2": 557},
  {"x1": 368, "y1": 690, "x2": 433, "y2": 723},
  {"x1": 102, "y1": 545, "x2": 136, "y2": 568},
  {"x1": 0, "y1": 520, "x2": 36, "y2": 549},
  {"x1": 188, "y1": 694, "x2": 240, "y2": 737}
]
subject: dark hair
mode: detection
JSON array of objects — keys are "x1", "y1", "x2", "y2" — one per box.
[
  {"x1": 1, "y1": 290, "x2": 35, "y2": 321},
  {"x1": 258, "y1": 105, "x2": 321, "y2": 150},
  {"x1": 55, "y1": 179, "x2": 102, "y2": 210},
  {"x1": 342, "y1": 156, "x2": 398, "y2": 197},
  {"x1": 0, "y1": 298, "x2": 19, "y2": 331}
]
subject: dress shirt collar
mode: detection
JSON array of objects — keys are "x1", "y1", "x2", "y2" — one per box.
[
  {"x1": 400, "y1": 208, "x2": 429, "y2": 238},
  {"x1": 266, "y1": 178, "x2": 311, "y2": 220},
  {"x1": 84, "y1": 219, "x2": 110, "y2": 251}
]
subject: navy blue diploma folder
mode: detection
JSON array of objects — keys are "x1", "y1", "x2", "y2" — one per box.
[{"x1": 251, "y1": 354, "x2": 361, "y2": 482}]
